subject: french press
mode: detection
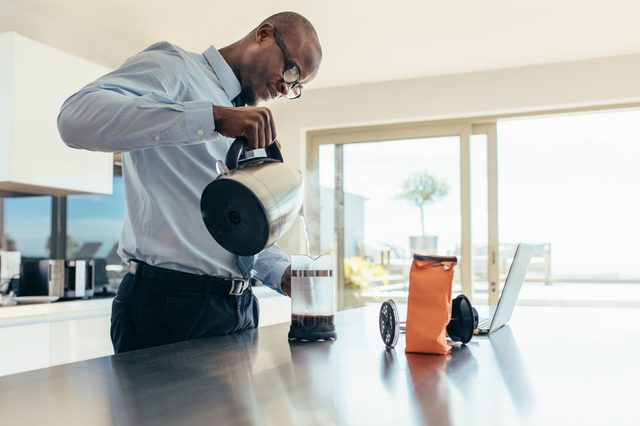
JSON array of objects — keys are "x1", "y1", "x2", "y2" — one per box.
[{"x1": 288, "y1": 254, "x2": 337, "y2": 341}]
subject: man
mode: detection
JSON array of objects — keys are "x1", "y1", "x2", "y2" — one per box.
[{"x1": 57, "y1": 11, "x2": 322, "y2": 353}]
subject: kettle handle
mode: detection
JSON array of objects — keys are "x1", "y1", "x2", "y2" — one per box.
[{"x1": 225, "y1": 137, "x2": 284, "y2": 170}]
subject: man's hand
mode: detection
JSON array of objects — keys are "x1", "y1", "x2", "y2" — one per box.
[
  {"x1": 213, "y1": 105, "x2": 277, "y2": 150},
  {"x1": 281, "y1": 265, "x2": 291, "y2": 297}
]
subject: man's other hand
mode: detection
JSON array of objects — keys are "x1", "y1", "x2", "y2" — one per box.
[{"x1": 213, "y1": 105, "x2": 277, "y2": 150}]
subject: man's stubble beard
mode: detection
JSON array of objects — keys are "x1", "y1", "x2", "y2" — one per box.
[{"x1": 237, "y1": 85, "x2": 257, "y2": 107}]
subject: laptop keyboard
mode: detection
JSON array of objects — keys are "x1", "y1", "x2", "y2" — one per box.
[{"x1": 477, "y1": 318, "x2": 491, "y2": 329}]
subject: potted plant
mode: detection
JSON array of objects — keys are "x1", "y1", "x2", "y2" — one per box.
[{"x1": 396, "y1": 170, "x2": 449, "y2": 254}]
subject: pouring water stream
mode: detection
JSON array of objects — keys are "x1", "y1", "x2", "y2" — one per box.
[{"x1": 298, "y1": 206, "x2": 315, "y2": 313}]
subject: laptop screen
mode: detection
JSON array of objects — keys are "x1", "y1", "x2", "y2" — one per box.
[{"x1": 490, "y1": 243, "x2": 535, "y2": 332}]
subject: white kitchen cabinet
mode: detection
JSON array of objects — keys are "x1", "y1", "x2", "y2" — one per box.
[
  {"x1": 255, "y1": 286, "x2": 291, "y2": 326},
  {"x1": 49, "y1": 316, "x2": 113, "y2": 366},
  {"x1": 0, "y1": 318, "x2": 114, "y2": 377},
  {"x1": 0, "y1": 32, "x2": 113, "y2": 196},
  {"x1": 0, "y1": 323, "x2": 51, "y2": 376},
  {"x1": 0, "y1": 298, "x2": 113, "y2": 377}
]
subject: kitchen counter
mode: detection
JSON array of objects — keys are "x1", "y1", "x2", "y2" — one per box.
[
  {"x1": 0, "y1": 297, "x2": 113, "y2": 327},
  {"x1": 1, "y1": 304, "x2": 639, "y2": 425}
]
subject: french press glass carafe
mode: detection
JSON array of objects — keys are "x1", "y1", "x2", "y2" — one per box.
[{"x1": 288, "y1": 255, "x2": 337, "y2": 341}]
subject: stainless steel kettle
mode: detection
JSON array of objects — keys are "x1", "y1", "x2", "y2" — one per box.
[{"x1": 201, "y1": 137, "x2": 304, "y2": 256}]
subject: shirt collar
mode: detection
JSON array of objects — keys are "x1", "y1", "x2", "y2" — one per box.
[{"x1": 203, "y1": 46, "x2": 242, "y2": 102}]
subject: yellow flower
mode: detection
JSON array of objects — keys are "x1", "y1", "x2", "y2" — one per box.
[{"x1": 344, "y1": 256, "x2": 389, "y2": 289}]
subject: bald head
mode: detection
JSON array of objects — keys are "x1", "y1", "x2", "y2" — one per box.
[{"x1": 257, "y1": 11, "x2": 322, "y2": 63}]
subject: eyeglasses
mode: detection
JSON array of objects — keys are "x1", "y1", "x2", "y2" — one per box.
[{"x1": 273, "y1": 28, "x2": 302, "y2": 99}]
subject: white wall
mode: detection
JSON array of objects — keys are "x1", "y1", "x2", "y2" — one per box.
[{"x1": 271, "y1": 53, "x2": 640, "y2": 254}]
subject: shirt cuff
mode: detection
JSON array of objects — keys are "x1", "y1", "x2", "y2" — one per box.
[
  {"x1": 256, "y1": 258, "x2": 289, "y2": 296},
  {"x1": 184, "y1": 100, "x2": 215, "y2": 143},
  {"x1": 236, "y1": 247, "x2": 290, "y2": 296}
]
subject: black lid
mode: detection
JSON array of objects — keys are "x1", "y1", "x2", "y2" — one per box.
[{"x1": 201, "y1": 178, "x2": 269, "y2": 256}]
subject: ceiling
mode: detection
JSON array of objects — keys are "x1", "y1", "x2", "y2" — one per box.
[{"x1": 3, "y1": 0, "x2": 640, "y2": 90}]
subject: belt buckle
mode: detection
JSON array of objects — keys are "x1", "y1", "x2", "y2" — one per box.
[{"x1": 229, "y1": 277, "x2": 249, "y2": 296}]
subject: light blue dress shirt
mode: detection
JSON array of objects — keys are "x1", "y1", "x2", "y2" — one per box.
[{"x1": 57, "y1": 41, "x2": 289, "y2": 294}]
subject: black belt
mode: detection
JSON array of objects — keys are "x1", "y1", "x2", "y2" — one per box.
[{"x1": 128, "y1": 260, "x2": 250, "y2": 296}]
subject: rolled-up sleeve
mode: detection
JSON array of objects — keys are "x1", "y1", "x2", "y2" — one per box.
[{"x1": 57, "y1": 42, "x2": 219, "y2": 152}]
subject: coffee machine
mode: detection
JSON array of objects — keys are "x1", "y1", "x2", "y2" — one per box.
[{"x1": 19, "y1": 259, "x2": 94, "y2": 299}]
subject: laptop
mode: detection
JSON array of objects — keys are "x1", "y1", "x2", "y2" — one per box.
[{"x1": 475, "y1": 243, "x2": 535, "y2": 335}]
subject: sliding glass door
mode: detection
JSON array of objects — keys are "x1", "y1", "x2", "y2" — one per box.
[
  {"x1": 496, "y1": 109, "x2": 640, "y2": 305},
  {"x1": 307, "y1": 123, "x2": 487, "y2": 310}
]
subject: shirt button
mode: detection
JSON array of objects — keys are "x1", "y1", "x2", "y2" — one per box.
[
  {"x1": 153, "y1": 135, "x2": 160, "y2": 142},
  {"x1": 196, "y1": 129, "x2": 204, "y2": 137}
]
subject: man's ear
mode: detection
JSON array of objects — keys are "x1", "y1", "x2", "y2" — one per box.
[{"x1": 256, "y1": 23, "x2": 274, "y2": 43}]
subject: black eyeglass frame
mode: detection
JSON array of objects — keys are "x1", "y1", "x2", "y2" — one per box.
[{"x1": 273, "y1": 27, "x2": 302, "y2": 99}]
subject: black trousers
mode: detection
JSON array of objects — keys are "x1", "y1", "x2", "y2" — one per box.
[{"x1": 110, "y1": 269, "x2": 259, "y2": 354}]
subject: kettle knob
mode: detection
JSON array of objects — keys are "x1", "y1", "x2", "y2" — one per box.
[{"x1": 215, "y1": 160, "x2": 230, "y2": 176}]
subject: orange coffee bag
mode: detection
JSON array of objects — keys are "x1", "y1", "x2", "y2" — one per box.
[{"x1": 405, "y1": 254, "x2": 458, "y2": 355}]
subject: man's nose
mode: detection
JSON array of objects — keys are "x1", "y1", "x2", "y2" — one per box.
[{"x1": 277, "y1": 80, "x2": 289, "y2": 97}]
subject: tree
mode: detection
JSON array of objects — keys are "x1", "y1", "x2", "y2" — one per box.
[{"x1": 396, "y1": 170, "x2": 449, "y2": 236}]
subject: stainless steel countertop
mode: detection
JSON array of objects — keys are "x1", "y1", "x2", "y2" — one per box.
[{"x1": 1, "y1": 304, "x2": 639, "y2": 425}]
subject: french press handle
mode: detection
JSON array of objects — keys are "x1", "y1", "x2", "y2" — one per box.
[{"x1": 225, "y1": 137, "x2": 284, "y2": 170}]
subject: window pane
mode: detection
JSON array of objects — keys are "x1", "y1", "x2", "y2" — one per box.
[
  {"x1": 338, "y1": 137, "x2": 461, "y2": 309},
  {"x1": 67, "y1": 176, "x2": 126, "y2": 288},
  {"x1": 1, "y1": 196, "x2": 52, "y2": 258},
  {"x1": 498, "y1": 109, "x2": 640, "y2": 304}
]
